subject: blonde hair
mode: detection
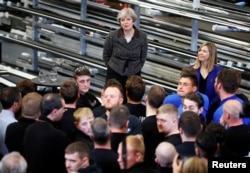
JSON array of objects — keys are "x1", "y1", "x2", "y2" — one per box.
[
  {"x1": 157, "y1": 104, "x2": 178, "y2": 119},
  {"x1": 73, "y1": 107, "x2": 94, "y2": 122},
  {"x1": 117, "y1": 7, "x2": 137, "y2": 23},
  {"x1": 126, "y1": 135, "x2": 144, "y2": 154},
  {"x1": 182, "y1": 156, "x2": 207, "y2": 173},
  {"x1": 193, "y1": 42, "x2": 218, "y2": 72}
]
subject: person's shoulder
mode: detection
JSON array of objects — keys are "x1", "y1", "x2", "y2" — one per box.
[
  {"x1": 24, "y1": 121, "x2": 44, "y2": 133},
  {"x1": 129, "y1": 114, "x2": 140, "y2": 122},
  {"x1": 163, "y1": 93, "x2": 181, "y2": 106},
  {"x1": 84, "y1": 92, "x2": 101, "y2": 102},
  {"x1": 6, "y1": 121, "x2": 18, "y2": 128},
  {"x1": 214, "y1": 65, "x2": 223, "y2": 71},
  {"x1": 106, "y1": 29, "x2": 119, "y2": 39},
  {"x1": 198, "y1": 92, "x2": 209, "y2": 101},
  {"x1": 135, "y1": 27, "x2": 147, "y2": 36},
  {"x1": 140, "y1": 29, "x2": 147, "y2": 36},
  {"x1": 164, "y1": 93, "x2": 179, "y2": 99},
  {"x1": 236, "y1": 93, "x2": 249, "y2": 102},
  {"x1": 139, "y1": 29, "x2": 147, "y2": 38}
]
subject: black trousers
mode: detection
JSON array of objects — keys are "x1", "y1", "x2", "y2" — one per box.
[{"x1": 106, "y1": 67, "x2": 141, "y2": 104}]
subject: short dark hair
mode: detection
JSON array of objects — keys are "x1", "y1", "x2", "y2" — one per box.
[
  {"x1": 65, "y1": 141, "x2": 89, "y2": 159},
  {"x1": 109, "y1": 105, "x2": 130, "y2": 129},
  {"x1": 103, "y1": 79, "x2": 124, "y2": 99},
  {"x1": 217, "y1": 68, "x2": 241, "y2": 93},
  {"x1": 180, "y1": 73, "x2": 198, "y2": 87},
  {"x1": 73, "y1": 66, "x2": 91, "y2": 79},
  {"x1": 0, "y1": 87, "x2": 21, "y2": 109},
  {"x1": 16, "y1": 79, "x2": 36, "y2": 97},
  {"x1": 41, "y1": 93, "x2": 63, "y2": 116},
  {"x1": 205, "y1": 122, "x2": 226, "y2": 144},
  {"x1": 195, "y1": 131, "x2": 217, "y2": 158},
  {"x1": 184, "y1": 92, "x2": 204, "y2": 109},
  {"x1": 125, "y1": 75, "x2": 145, "y2": 102},
  {"x1": 147, "y1": 85, "x2": 166, "y2": 108},
  {"x1": 180, "y1": 67, "x2": 197, "y2": 76},
  {"x1": 59, "y1": 79, "x2": 78, "y2": 104},
  {"x1": 91, "y1": 118, "x2": 110, "y2": 145},
  {"x1": 178, "y1": 111, "x2": 202, "y2": 137}
]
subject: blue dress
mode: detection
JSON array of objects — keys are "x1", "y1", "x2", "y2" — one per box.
[{"x1": 195, "y1": 65, "x2": 223, "y2": 104}]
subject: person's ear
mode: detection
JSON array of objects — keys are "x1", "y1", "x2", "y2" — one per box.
[
  {"x1": 195, "y1": 146, "x2": 200, "y2": 157},
  {"x1": 74, "y1": 121, "x2": 79, "y2": 127},
  {"x1": 217, "y1": 82, "x2": 222, "y2": 90},
  {"x1": 198, "y1": 107, "x2": 203, "y2": 115},
  {"x1": 192, "y1": 86, "x2": 197, "y2": 92},
  {"x1": 179, "y1": 127, "x2": 184, "y2": 134},
  {"x1": 119, "y1": 97, "x2": 124, "y2": 105},
  {"x1": 82, "y1": 156, "x2": 89, "y2": 165},
  {"x1": 135, "y1": 152, "x2": 143, "y2": 162},
  {"x1": 155, "y1": 157, "x2": 159, "y2": 164},
  {"x1": 126, "y1": 120, "x2": 129, "y2": 128},
  {"x1": 51, "y1": 109, "x2": 57, "y2": 117},
  {"x1": 145, "y1": 95, "x2": 148, "y2": 102}
]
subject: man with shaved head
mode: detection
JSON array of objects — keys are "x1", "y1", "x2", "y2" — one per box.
[
  {"x1": 155, "y1": 141, "x2": 177, "y2": 173},
  {"x1": 220, "y1": 99, "x2": 250, "y2": 157}
]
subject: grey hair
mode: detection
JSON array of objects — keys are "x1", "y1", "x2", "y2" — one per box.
[
  {"x1": 117, "y1": 8, "x2": 137, "y2": 23},
  {"x1": 0, "y1": 151, "x2": 27, "y2": 173}
]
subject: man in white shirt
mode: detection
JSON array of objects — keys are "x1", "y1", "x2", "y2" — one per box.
[{"x1": 0, "y1": 87, "x2": 21, "y2": 155}]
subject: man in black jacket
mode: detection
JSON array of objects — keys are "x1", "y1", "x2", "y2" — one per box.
[
  {"x1": 23, "y1": 93, "x2": 70, "y2": 173},
  {"x1": 65, "y1": 141, "x2": 102, "y2": 173},
  {"x1": 74, "y1": 66, "x2": 101, "y2": 110}
]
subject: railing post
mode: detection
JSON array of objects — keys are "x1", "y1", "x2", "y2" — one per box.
[
  {"x1": 80, "y1": 0, "x2": 87, "y2": 55},
  {"x1": 32, "y1": 0, "x2": 39, "y2": 71}
]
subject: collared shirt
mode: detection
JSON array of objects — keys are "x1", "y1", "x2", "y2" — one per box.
[{"x1": 0, "y1": 109, "x2": 17, "y2": 155}]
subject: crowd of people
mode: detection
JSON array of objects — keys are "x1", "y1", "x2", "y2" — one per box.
[{"x1": 0, "y1": 7, "x2": 250, "y2": 173}]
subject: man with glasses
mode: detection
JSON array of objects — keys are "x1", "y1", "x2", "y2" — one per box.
[{"x1": 73, "y1": 66, "x2": 101, "y2": 110}]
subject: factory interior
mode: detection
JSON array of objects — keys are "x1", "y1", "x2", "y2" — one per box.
[{"x1": 0, "y1": 0, "x2": 250, "y2": 98}]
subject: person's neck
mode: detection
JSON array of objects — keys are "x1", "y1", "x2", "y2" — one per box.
[
  {"x1": 228, "y1": 119, "x2": 243, "y2": 127},
  {"x1": 94, "y1": 141, "x2": 111, "y2": 150},
  {"x1": 22, "y1": 114, "x2": 38, "y2": 120},
  {"x1": 124, "y1": 28, "x2": 134, "y2": 37},
  {"x1": 80, "y1": 91, "x2": 87, "y2": 96},
  {"x1": 181, "y1": 135, "x2": 196, "y2": 142},
  {"x1": 127, "y1": 97, "x2": 141, "y2": 104},
  {"x1": 146, "y1": 105, "x2": 157, "y2": 117},
  {"x1": 201, "y1": 61, "x2": 208, "y2": 69},
  {"x1": 110, "y1": 127, "x2": 127, "y2": 133},
  {"x1": 166, "y1": 129, "x2": 180, "y2": 137},
  {"x1": 65, "y1": 103, "x2": 76, "y2": 109},
  {"x1": 219, "y1": 92, "x2": 236, "y2": 101}
]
